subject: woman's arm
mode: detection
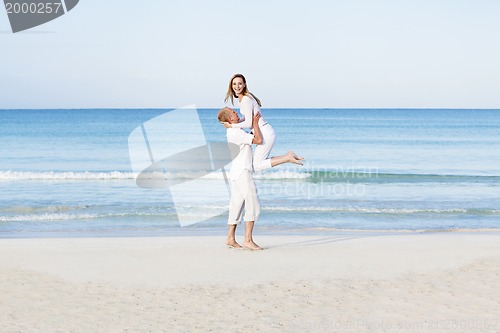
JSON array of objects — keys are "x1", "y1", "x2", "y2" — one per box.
[{"x1": 230, "y1": 96, "x2": 253, "y2": 129}]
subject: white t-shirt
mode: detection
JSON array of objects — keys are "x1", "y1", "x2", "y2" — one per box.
[
  {"x1": 231, "y1": 95, "x2": 267, "y2": 129},
  {"x1": 226, "y1": 128, "x2": 254, "y2": 180}
]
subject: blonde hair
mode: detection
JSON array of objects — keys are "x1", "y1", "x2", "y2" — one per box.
[
  {"x1": 217, "y1": 107, "x2": 231, "y2": 123},
  {"x1": 224, "y1": 73, "x2": 262, "y2": 107}
]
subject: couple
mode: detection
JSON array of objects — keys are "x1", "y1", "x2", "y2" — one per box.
[{"x1": 218, "y1": 74, "x2": 304, "y2": 250}]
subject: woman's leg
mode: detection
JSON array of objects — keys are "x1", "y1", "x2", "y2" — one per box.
[
  {"x1": 270, "y1": 151, "x2": 304, "y2": 167},
  {"x1": 253, "y1": 125, "x2": 276, "y2": 171},
  {"x1": 253, "y1": 125, "x2": 304, "y2": 171}
]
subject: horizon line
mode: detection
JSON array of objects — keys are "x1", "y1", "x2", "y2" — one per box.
[{"x1": 1, "y1": 107, "x2": 500, "y2": 111}]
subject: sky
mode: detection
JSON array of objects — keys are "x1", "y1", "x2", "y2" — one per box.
[{"x1": 1, "y1": 0, "x2": 500, "y2": 109}]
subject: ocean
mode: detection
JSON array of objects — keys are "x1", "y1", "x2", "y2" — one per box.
[{"x1": 1, "y1": 108, "x2": 499, "y2": 237}]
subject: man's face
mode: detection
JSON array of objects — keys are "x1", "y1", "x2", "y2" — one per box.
[{"x1": 227, "y1": 108, "x2": 240, "y2": 124}]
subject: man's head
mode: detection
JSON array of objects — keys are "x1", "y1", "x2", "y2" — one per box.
[{"x1": 218, "y1": 107, "x2": 240, "y2": 124}]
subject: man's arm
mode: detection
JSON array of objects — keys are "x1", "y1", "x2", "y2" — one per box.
[{"x1": 252, "y1": 113, "x2": 263, "y2": 144}]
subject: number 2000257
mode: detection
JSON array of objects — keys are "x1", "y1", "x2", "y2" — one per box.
[{"x1": 5, "y1": 2, "x2": 62, "y2": 14}]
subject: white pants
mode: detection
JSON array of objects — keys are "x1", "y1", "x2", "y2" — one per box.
[
  {"x1": 228, "y1": 170, "x2": 260, "y2": 224},
  {"x1": 253, "y1": 123, "x2": 275, "y2": 172}
]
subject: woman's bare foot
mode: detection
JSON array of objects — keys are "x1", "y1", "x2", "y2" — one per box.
[
  {"x1": 243, "y1": 241, "x2": 263, "y2": 250},
  {"x1": 287, "y1": 151, "x2": 304, "y2": 166},
  {"x1": 226, "y1": 239, "x2": 242, "y2": 249},
  {"x1": 291, "y1": 151, "x2": 304, "y2": 161}
]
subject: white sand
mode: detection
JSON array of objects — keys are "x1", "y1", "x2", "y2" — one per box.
[{"x1": 1, "y1": 232, "x2": 500, "y2": 332}]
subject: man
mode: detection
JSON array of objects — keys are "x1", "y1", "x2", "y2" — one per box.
[{"x1": 218, "y1": 107, "x2": 263, "y2": 250}]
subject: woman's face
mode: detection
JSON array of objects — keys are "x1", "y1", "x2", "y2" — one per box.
[{"x1": 232, "y1": 77, "x2": 246, "y2": 96}]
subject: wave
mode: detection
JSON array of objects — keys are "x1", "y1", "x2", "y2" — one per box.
[
  {"x1": 0, "y1": 170, "x2": 313, "y2": 181},
  {"x1": 253, "y1": 170, "x2": 312, "y2": 180},
  {"x1": 0, "y1": 204, "x2": 230, "y2": 222},
  {"x1": 1, "y1": 205, "x2": 91, "y2": 215},
  {"x1": 301, "y1": 171, "x2": 500, "y2": 183},
  {"x1": 1, "y1": 213, "x2": 101, "y2": 222},
  {"x1": 1, "y1": 169, "x2": 499, "y2": 183},
  {"x1": 2, "y1": 206, "x2": 499, "y2": 223},
  {"x1": 263, "y1": 206, "x2": 500, "y2": 215},
  {"x1": 0, "y1": 170, "x2": 135, "y2": 181},
  {"x1": 0, "y1": 212, "x2": 177, "y2": 222}
]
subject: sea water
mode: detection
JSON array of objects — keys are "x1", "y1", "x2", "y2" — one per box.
[{"x1": 1, "y1": 109, "x2": 499, "y2": 237}]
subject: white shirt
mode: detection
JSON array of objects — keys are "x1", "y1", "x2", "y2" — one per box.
[
  {"x1": 226, "y1": 128, "x2": 254, "y2": 180},
  {"x1": 231, "y1": 95, "x2": 268, "y2": 129}
]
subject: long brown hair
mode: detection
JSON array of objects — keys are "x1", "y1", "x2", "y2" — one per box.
[{"x1": 224, "y1": 74, "x2": 262, "y2": 107}]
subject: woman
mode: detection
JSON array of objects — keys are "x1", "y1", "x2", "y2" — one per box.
[{"x1": 222, "y1": 73, "x2": 303, "y2": 171}]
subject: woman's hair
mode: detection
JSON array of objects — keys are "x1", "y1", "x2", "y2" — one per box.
[{"x1": 224, "y1": 73, "x2": 262, "y2": 107}]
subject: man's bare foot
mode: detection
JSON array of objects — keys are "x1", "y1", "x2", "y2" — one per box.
[
  {"x1": 287, "y1": 151, "x2": 304, "y2": 166},
  {"x1": 226, "y1": 240, "x2": 242, "y2": 249},
  {"x1": 243, "y1": 241, "x2": 263, "y2": 250}
]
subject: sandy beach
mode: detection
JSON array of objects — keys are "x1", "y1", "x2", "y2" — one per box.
[{"x1": 1, "y1": 232, "x2": 500, "y2": 333}]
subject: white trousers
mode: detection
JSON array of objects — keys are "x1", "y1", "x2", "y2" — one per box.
[
  {"x1": 228, "y1": 170, "x2": 260, "y2": 224},
  {"x1": 253, "y1": 123, "x2": 275, "y2": 172}
]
